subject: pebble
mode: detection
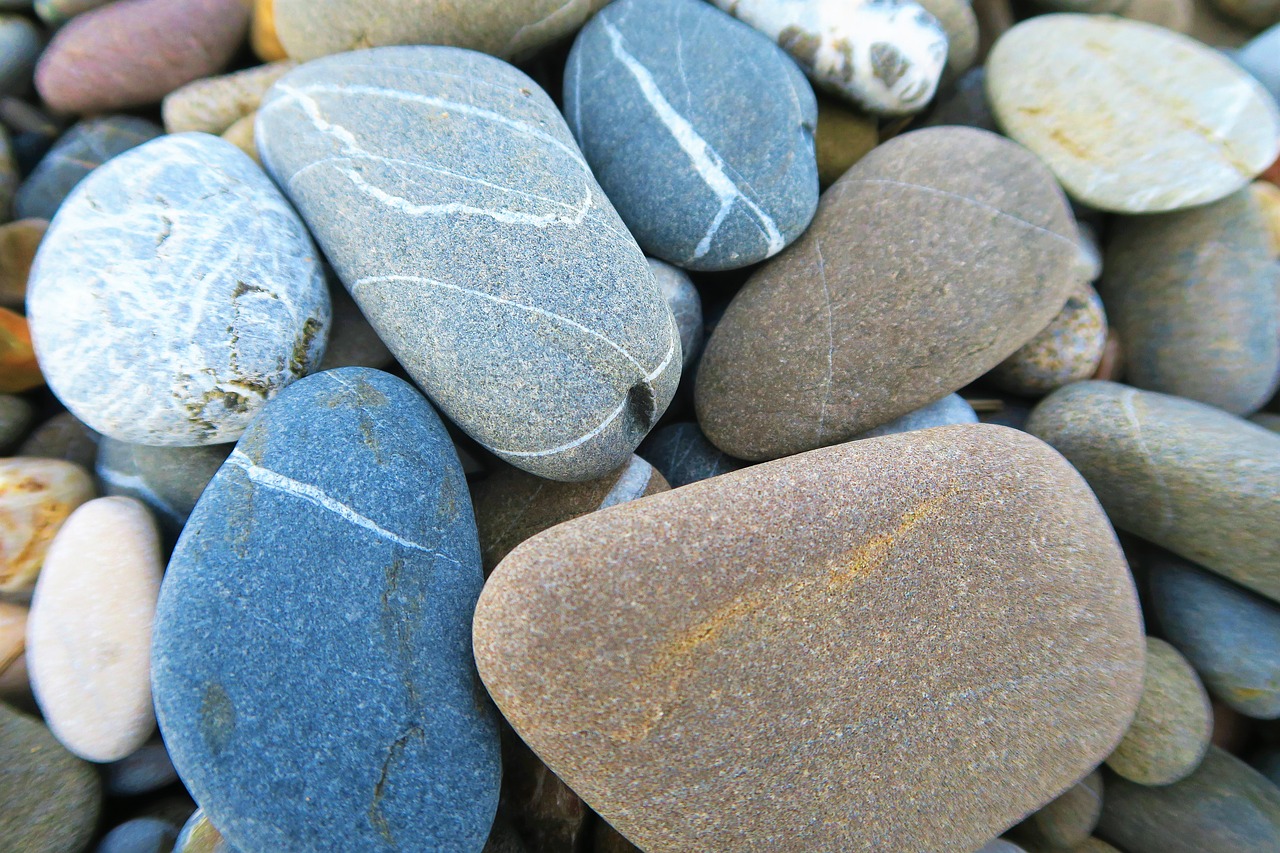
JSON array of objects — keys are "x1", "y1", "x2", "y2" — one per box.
[
  {"x1": 813, "y1": 95, "x2": 878, "y2": 188},
  {"x1": 258, "y1": 48, "x2": 680, "y2": 482},
  {"x1": 0, "y1": 702, "x2": 102, "y2": 853},
  {"x1": 1027, "y1": 381, "x2": 1280, "y2": 604},
  {"x1": 922, "y1": 66, "x2": 999, "y2": 132},
  {"x1": 0, "y1": 600, "x2": 25, "y2": 691},
  {"x1": 105, "y1": 739, "x2": 180, "y2": 797},
  {"x1": 27, "y1": 132, "x2": 330, "y2": 447},
  {"x1": 1235, "y1": 24, "x2": 1280, "y2": 102},
  {"x1": 474, "y1": 424, "x2": 1145, "y2": 852},
  {"x1": 162, "y1": 61, "x2": 296, "y2": 136},
  {"x1": 856, "y1": 393, "x2": 979, "y2": 439},
  {"x1": 152, "y1": 368, "x2": 501, "y2": 852},
  {"x1": 916, "y1": 0, "x2": 980, "y2": 83},
  {"x1": 35, "y1": 0, "x2": 252, "y2": 114},
  {"x1": 638, "y1": 421, "x2": 746, "y2": 487},
  {"x1": 1252, "y1": 181, "x2": 1280, "y2": 257},
  {"x1": 1033, "y1": 0, "x2": 1192, "y2": 31},
  {"x1": 986, "y1": 14, "x2": 1280, "y2": 213},
  {"x1": 35, "y1": 0, "x2": 116, "y2": 26},
  {"x1": 0, "y1": 15, "x2": 41, "y2": 98},
  {"x1": 0, "y1": 218, "x2": 46, "y2": 308},
  {"x1": 565, "y1": 0, "x2": 818, "y2": 271},
  {"x1": 1097, "y1": 746, "x2": 1280, "y2": 852},
  {"x1": 1010, "y1": 771, "x2": 1104, "y2": 849},
  {"x1": 709, "y1": 0, "x2": 950, "y2": 115},
  {"x1": 218, "y1": 112, "x2": 258, "y2": 163},
  {"x1": 250, "y1": 0, "x2": 285, "y2": 62},
  {"x1": 317, "y1": 278, "x2": 394, "y2": 371},
  {"x1": 1106, "y1": 636, "x2": 1212, "y2": 785},
  {"x1": 0, "y1": 457, "x2": 93, "y2": 594},
  {"x1": 97, "y1": 438, "x2": 232, "y2": 533},
  {"x1": 0, "y1": 392, "x2": 31, "y2": 450},
  {"x1": 1100, "y1": 188, "x2": 1279, "y2": 415},
  {"x1": 96, "y1": 818, "x2": 180, "y2": 853},
  {"x1": 0, "y1": 305, "x2": 43, "y2": 393},
  {"x1": 18, "y1": 411, "x2": 99, "y2": 470},
  {"x1": 648, "y1": 259, "x2": 702, "y2": 372},
  {"x1": 1211, "y1": 0, "x2": 1280, "y2": 26},
  {"x1": 988, "y1": 284, "x2": 1108, "y2": 397},
  {"x1": 173, "y1": 809, "x2": 235, "y2": 853},
  {"x1": 695, "y1": 126, "x2": 1084, "y2": 461}
]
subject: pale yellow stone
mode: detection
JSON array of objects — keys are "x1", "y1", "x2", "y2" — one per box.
[
  {"x1": 0, "y1": 457, "x2": 94, "y2": 594},
  {"x1": 1252, "y1": 180, "x2": 1280, "y2": 258},
  {"x1": 222, "y1": 112, "x2": 260, "y2": 164}
]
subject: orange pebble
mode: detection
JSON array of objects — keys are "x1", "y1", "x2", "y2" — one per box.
[
  {"x1": 251, "y1": 0, "x2": 288, "y2": 62},
  {"x1": 0, "y1": 308, "x2": 43, "y2": 393}
]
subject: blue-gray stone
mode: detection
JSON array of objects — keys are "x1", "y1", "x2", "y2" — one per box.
[
  {"x1": 648, "y1": 258, "x2": 702, "y2": 372},
  {"x1": 0, "y1": 15, "x2": 41, "y2": 99},
  {"x1": 152, "y1": 367, "x2": 500, "y2": 853},
  {"x1": 856, "y1": 393, "x2": 978, "y2": 439},
  {"x1": 97, "y1": 438, "x2": 233, "y2": 535},
  {"x1": 639, "y1": 420, "x2": 744, "y2": 487},
  {"x1": 1150, "y1": 553, "x2": 1280, "y2": 719},
  {"x1": 104, "y1": 739, "x2": 180, "y2": 797},
  {"x1": 95, "y1": 818, "x2": 179, "y2": 853},
  {"x1": 1236, "y1": 25, "x2": 1280, "y2": 102},
  {"x1": 564, "y1": 0, "x2": 818, "y2": 271},
  {"x1": 257, "y1": 47, "x2": 681, "y2": 483},
  {"x1": 1253, "y1": 749, "x2": 1280, "y2": 787}
]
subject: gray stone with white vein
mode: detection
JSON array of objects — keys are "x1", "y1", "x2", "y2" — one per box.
[{"x1": 257, "y1": 47, "x2": 682, "y2": 482}]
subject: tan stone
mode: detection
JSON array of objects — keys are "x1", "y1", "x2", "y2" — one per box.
[
  {"x1": 250, "y1": 0, "x2": 287, "y2": 61},
  {"x1": 163, "y1": 61, "x2": 295, "y2": 135},
  {"x1": 0, "y1": 458, "x2": 94, "y2": 594},
  {"x1": 1253, "y1": 181, "x2": 1280, "y2": 258},
  {"x1": 221, "y1": 112, "x2": 259, "y2": 163},
  {"x1": 0, "y1": 601, "x2": 26, "y2": 693},
  {"x1": 0, "y1": 219, "x2": 47, "y2": 310}
]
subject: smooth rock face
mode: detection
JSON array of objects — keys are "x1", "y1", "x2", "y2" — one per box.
[
  {"x1": 105, "y1": 739, "x2": 180, "y2": 797},
  {"x1": 153, "y1": 368, "x2": 500, "y2": 852},
  {"x1": 1097, "y1": 747, "x2": 1280, "y2": 852},
  {"x1": 28, "y1": 133, "x2": 329, "y2": 447},
  {"x1": 987, "y1": 14, "x2": 1280, "y2": 213},
  {"x1": 163, "y1": 61, "x2": 296, "y2": 136},
  {"x1": 565, "y1": 0, "x2": 818, "y2": 271},
  {"x1": 648, "y1": 259, "x2": 702, "y2": 372},
  {"x1": 0, "y1": 218, "x2": 48, "y2": 309},
  {"x1": 258, "y1": 47, "x2": 680, "y2": 481},
  {"x1": 273, "y1": 0, "x2": 610, "y2": 62},
  {"x1": 710, "y1": 0, "x2": 949, "y2": 115},
  {"x1": 989, "y1": 284, "x2": 1108, "y2": 397},
  {"x1": 0, "y1": 457, "x2": 94, "y2": 594},
  {"x1": 1026, "y1": 381, "x2": 1280, "y2": 604},
  {"x1": 1236, "y1": 24, "x2": 1280, "y2": 101},
  {"x1": 813, "y1": 95, "x2": 878, "y2": 188},
  {"x1": 97, "y1": 818, "x2": 180, "y2": 853},
  {"x1": 474, "y1": 424, "x2": 1145, "y2": 853},
  {"x1": 1100, "y1": 189, "x2": 1280, "y2": 415},
  {"x1": 1011, "y1": 771, "x2": 1103, "y2": 850},
  {"x1": 97, "y1": 438, "x2": 232, "y2": 533},
  {"x1": 855, "y1": 393, "x2": 978, "y2": 439},
  {"x1": 696, "y1": 127, "x2": 1083, "y2": 461},
  {"x1": 638, "y1": 421, "x2": 745, "y2": 487}
]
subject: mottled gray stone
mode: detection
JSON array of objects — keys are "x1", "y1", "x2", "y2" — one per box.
[
  {"x1": 258, "y1": 47, "x2": 680, "y2": 482},
  {"x1": 17, "y1": 411, "x2": 98, "y2": 469},
  {"x1": 0, "y1": 15, "x2": 40, "y2": 98},
  {"x1": 855, "y1": 393, "x2": 978, "y2": 439},
  {"x1": 639, "y1": 421, "x2": 745, "y2": 487},
  {"x1": 28, "y1": 133, "x2": 330, "y2": 447},
  {"x1": 96, "y1": 437, "x2": 232, "y2": 533},
  {"x1": 648, "y1": 259, "x2": 702, "y2": 372}
]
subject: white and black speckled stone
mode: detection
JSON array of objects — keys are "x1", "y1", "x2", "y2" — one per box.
[
  {"x1": 27, "y1": 132, "x2": 330, "y2": 448},
  {"x1": 257, "y1": 47, "x2": 681, "y2": 482}
]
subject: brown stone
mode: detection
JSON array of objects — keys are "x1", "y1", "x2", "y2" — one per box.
[
  {"x1": 813, "y1": 96, "x2": 878, "y2": 189},
  {"x1": 474, "y1": 424, "x2": 1145, "y2": 853},
  {"x1": 1011, "y1": 771, "x2": 1104, "y2": 848},
  {"x1": 0, "y1": 219, "x2": 46, "y2": 310},
  {"x1": 988, "y1": 283, "x2": 1108, "y2": 397},
  {"x1": 0, "y1": 306, "x2": 42, "y2": 393}
]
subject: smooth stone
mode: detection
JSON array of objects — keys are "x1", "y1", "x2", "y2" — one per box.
[
  {"x1": 565, "y1": 0, "x2": 818, "y2": 271},
  {"x1": 35, "y1": 0, "x2": 251, "y2": 113},
  {"x1": 0, "y1": 392, "x2": 31, "y2": 450},
  {"x1": 219, "y1": 112, "x2": 258, "y2": 163},
  {"x1": 258, "y1": 47, "x2": 680, "y2": 482},
  {"x1": 1026, "y1": 381, "x2": 1280, "y2": 604},
  {"x1": 0, "y1": 457, "x2": 93, "y2": 594},
  {"x1": 472, "y1": 454, "x2": 669, "y2": 574},
  {"x1": 1211, "y1": 0, "x2": 1280, "y2": 26},
  {"x1": 695, "y1": 126, "x2": 1084, "y2": 461},
  {"x1": 0, "y1": 305, "x2": 42, "y2": 393},
  {"x1": 0, "y1": 218, "x2": 46, "y2": 308},
  {"x1": 1150, "y1": 554, "x2": 1280, "y2": 719},
  {"x1": 97, "y1": 438, "x2": 232, "y2": 533},
  {"x1": 709, "y1": 0, "x2": 949, "y2": 115},
  {"x1": 15, "y1": 116, "x2": 163, "y2": 222},
  {"x1": 0, "y1": 600, "x2": 25, "y2": 693},
  {"x1": 153, "y1": 368, "x2": 501, "y2": 852},
  {"x1": 163, "y1": 61, "x2": 296, "y2": 136},
  {"x1": 273, "y1": 0, "x2": 610, "y2": 62},
  {"x1": 1106, "y1": 636, "x2": 1212, "y2": 785},
  {"x1": 18, "y1": 411, "x2": 99, "y2": 470},
  {"x1": 987, "y1": 14, "x2": 1280, "y2": 213},
  {"x1": 105, "y1": 739, "x2": 180, "y2": 797},
  {"x1": 28, "y1": 133, "x2": 330, "y2": 447},
  {"x1": 1011, "y1": 771, "x2": 1104, "y2": 849},
  {"x1": 1032, "y1": 0, "x2": 1192, "y2": 31},
  {"x1": 922, "y1": 66, "x2": 999, "y2": 132},
  {"x1": 917, "y1": 0, "x2": 980, "y2": 83},
  {"x1": 317, "y1": 278, "x2": 394, "y2": 370},
  {"x1": 989, "y1": 284, "x2": 1108, "y2": 397},
  {"x1": 502, "y1": 733, "x2": 590, "y2": 853},
  {"x1": 0, "y1": 15, "x2": 41, "y2": 98},
  {"x1": 1236, "y1": 24, "x2": 1280, "y2": 100},
  {"x1": 0, "y1": 125, "x2": 17, "y2": 220},
  {"x1": 638, "y1": 421, "x2": 745, "y2": 487},
  {"x1": 173, "y1": 809, "x2": 236, "y2": 853},
  {"x1": 813, "y1": 95, "x2": 878, "y2": 188},
  {"x1": 474, "y1": 424, "x2": 1145, "y2": 852},
  {"x1": 1075, "y1": 222, "x2": 1103, "y2": 283},
  {"x1": 648, "y1": 259, "x2": 702, "y2": 372},
  {"x1": 1253, "y1": 180, "x2": 1280, "y2": 256},
  {"x1": 1098, "y1": 746, "x2": 1280, "y2": 851},
  {"x1": 1253, "y1": 412, "x2": 1280, "y2": 432},
  {"x1": 35, "y1": 0, "x2": 114, "y2": 24},
  {"x1": 1100, "y1": 188, "x2": 1279, "y2": 415},
  {"x1": 0, "y1": 702, "x2": 102, "y2": 853},
  {"x1": 855, "y1": 393, "x2": 978, "y2": 439},
  {"x1": 96, "y1": 818, "x2": 180, "y2": 853},
  {"x1": 250, "y1": 0, "x2": 285, "y2": 62}
]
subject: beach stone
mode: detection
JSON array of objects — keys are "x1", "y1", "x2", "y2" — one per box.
[
  {"x1": 251, "y1": 0, "x2": 285, "y2": 61},
  {"x1": 28, "y1": 133, "x2": 329, "y2": 447},
  {"x1": 1236, "y1": 24, "x2": 1280, "y2": 101},
  {"x1": 0, "y1": 306, "x2": 42, "y2": 393},
  {"x1": 0, "y1": 601, "x2": 24, "y2": 691},
  {"x1": 1100, "y1": 188, "x2": 1279, "y2": 415},
  {"x1": 0, "y1": 702, "x2": 102, "y2": 853},
  {"x1": 317, "y1": 279, "x2": 394, "y2": 370},
  {"x1": 1211, "y1": 0, "x2": 1280, "y2": 26},
  {"x1": 173, "y1": 809, "x2": 236, "y2": 853},
  {"x1": 1027, "y1": 381, "x2": 1280, "y2": 604},
  {"x1": 472, "y1": 454, "x2": 668, "y2": 574},
  {"x1": 97, "y1": 818, "x2": 180, "y2": 853},
  {"x1": 1011, "y1": 771, "x2": 1104, "y2": 849},
  {"x1": 273, "y1": 0, "x2": 610, "y2": 62},
  {"x1": 219, "y1": 113, "x2": 258, "y2": 163},
  {"x1": 565, "y1": 0, "x2": 818, "y2": 271},
  {"x1": 1253, "y1": 412, "x2": 1280, "y2": 432},
  {"x1": 153, "y1": 368, "x2": 501, "y2": 852},
  {"x1": 105, "y1": 739, "x2": 180, "y2": 797},
  {"x1": 1098, "y1": 746, "x2": 1280, "y2": 851},
  {"x1": 638, "y1": 421, "x2": 746, "y2": 487},
  {"x1": 648, "y1": 260, "x2": 702, "y2": 372},
  {"x1": 855, "y1": 393, "x2": 978, "y2": 439},
  {"x1": 1150, "y1": 554, "x2": 1280, "y2": 719},
  {"x1": 0, "y1": 457, "x2": 93, "y2": 594},
  {"x1": 922, "y1": 66, "x2": 999, "y2": 132},
  {"x1": 97, "y1": 438, "x2": 232, "y2": 533},
  {"x1": 35, "y1": 0, "x2": 114, "y2": 25},
  {"x1": 163, "y1": 61, "x2": 296, "y2": 136},
  {"x1": 258, "y1": 47, "x2": 680, "y2": 482},
  {"x1": 1106, "y1": 636, "x2": 1212, "y2": 785},
  {"x1": 0, "y1": 218, "x2": 46, "y2": 308},
  {"x1": 474, "y1": 424, "x2": 1145, "y2": 853},
  {"x1": 35, "y1": 0, "x2": 251, "y2": 114},
  {"x1": 502, "y1": 733, "x2": 590, "y2": 853},
  {"x1": 1252, "y1": 181, "x2": 1280, "y2": 256},
  {"x1": 0, "y1": 15, "x2": 40, "y2": 98},
  {"x1": 0, "y1": 392, "x2": 31, "y2": 450},
  {"x1": 709, "y1": 0, "x2": 949, "y2": 116},
  {"x1": 917, "y1": 0, "x2": 980, "y2": 83},
  {"x1": 813, "y1": 96, "x2": 878, "y2": 188},
  {"x1": 695, "y1": 126, "x2": 1084, "y2": 461},
  {"x1": 15, "y1": 116, "x2": 162, "y2": 221},
  {"x1": 987, "y1": 14, "x2": 1280, "y2": 213},
  {"x1": 18, "y1": 412, "x2": 99, "y2": 470},
  {"x1": 989, "y1": 284, "x2": 1108, "y2": 397}
]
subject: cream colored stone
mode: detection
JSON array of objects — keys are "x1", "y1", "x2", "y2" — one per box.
[
  {"x1": 221, "y1": 112, "x2": 259, "y2": 164},
  {"x1": 0, "y1": 457, "x2": 94, "y2": 594},
  {"x1": 1252, "y1": 180, "x2": 1280, "y2": 257},
  {"x1": 162, "y1": 61, "x2": 296, "y2": 135},
  {"x1": 0, "y1": 600, "x2": 27, "y2": 691}
]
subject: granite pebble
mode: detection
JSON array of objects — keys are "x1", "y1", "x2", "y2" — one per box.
[
  {"x1": 0, "y1": 457, "x2": 93, "y2": 594},
  {"x1": 989, "y1": 284, "x2": 1108, "y2": 397}
]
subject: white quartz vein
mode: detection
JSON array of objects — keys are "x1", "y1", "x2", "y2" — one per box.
[
  {"x1": 813, "y1": 240, "x2": 835, "y2": 444},
  {"x1": 598, "y1": 455, "x2": 652, "y2": 510},
  {"x1": 342, "y1": 168, "x2": 592, "y2": 228}
]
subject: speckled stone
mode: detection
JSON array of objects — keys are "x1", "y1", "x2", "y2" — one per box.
[
  {"x1": 18, "y1": 412, "x2": 99, "y2": 470},
  {"x1": 0, "y1": 15, "x2": 41, "y2": 98},
  {"x1": 472, "y1": 454, "x2": 668, "y2": 574},
  {"x1": 1026, "y1": 381, "x2": 1280, "y2": 604},
  {"x1": 16, "y1": 116, "x2": 163, "y2": 223},
  {"x1": 710, "y1": 0, "x2": 949, "y2": 115},
  {"x1": 639, "y1": 421, "x2": 745, "y2": 488},
  {"x1": 1011, "y1": 771, "x2": 1104, "y2": 849},
  {"x1": 987, "y1": 14, "x2": 1280, "y2": 213},
  {"x1": 97, "y1": 438, "x2": 232, "y2": 534},
  {"x1": 0, "y1": 218, "x2": 47, "y2": 309},
  {"x1": 647, "y1": 260, "x2": 702, "y2": 372},
  {"x1": 1235, "y1": 24, "x2": 1280, "y2": 102},
  {"x1": 474, "y1": 424, "x2": 1145, "y2": 853},
  {"x1": 1098, "y1": 747, "x2": 1280, "y2": 852},
  {"x1": 565, "y1": 0, "x2": 818, "y2": 271},
  {"x1": 28, "y1": 133, "x2": 329, "y2": 447},
  {"x1": 501, "y1": 732, "x2": 590, "y2": 853},
  {"x1": 813, "y1": 96, "x2": 878, "y2": 188},
  {"x1": 258, "y1": 48, "x2": 680, "y2": 482},
  {"x1": 35, "y1": 0, "x2": 116, "y2": 26},
  {"x1": 105, "y1": 739, "x2": 180, "y2": 797},
  {"x1": 916, "y1": 0, "x2": 980, "y2": 83},
  {"x1": 153, "y1": 368, "x2": 500, "y2": 852},
  {"x1": 34, "y1": 0, "x2": 251, "y2": 113},
  {"x1": 855, "y1": 393, "x2": 979, "y2": 439},
  {"x1": 317, "y1": 279, "x2": 394, "y2": 371},
  {"x1": 96, "y1": 818, "x2": 180, "y2": 853},
  {"x1": 989, "y1": 284, "x2": 1108, "y2": 397},
  {"x1": 696, "y1": 127, "x2": 1085, "y2": 461},
  {"x1": 163, "y1": 62, "x2": 296, "y2": 136},
  {"x1": 173, "y1": 809, "x2": 236, "y2": 853},
  {"x1": 1100, "y1": 188, "x2": 1279, "y2": 415},
  {"x1": 0, "y1": 457, "x2": 94, "y2": 594},
  {"x1": 1106, "y1": 636, "x2": 1212, "y2": 785},
  {"x1": 0, "y1": 393, "x2": 31, "y2": 451},
  {"x1": 1212, "y1": 0, "x2": 1280, "y2": 26}
]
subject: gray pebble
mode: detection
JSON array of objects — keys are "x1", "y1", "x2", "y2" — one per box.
[
  {"x1": 96, "y1": 437, "x2": 232, "y2": 532},
  {"x1": 95, "y1": 818, "x2": 179, "y2": 853},
  {"x1": 0, "y1": 15, "x2": 41, "y2": 98},
  {"x1": 17, "y1": 411, "x2": 99, "y2": 469},
  {"x1": 856, "y1": 393, "x2": 979, "y2": 439},
  {"x1": 648, "y1": 258, "x2": 702, "y2": 372},
  {"x1": 104, "y1": 739, "x2": 180, "y2": 797},
  {"x1": 639, "y1": 420, "x2": 744, "y2": 487}
]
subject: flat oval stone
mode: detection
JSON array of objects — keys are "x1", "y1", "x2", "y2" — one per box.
[
  {"x1": 474, "y1": 424, "x2": 1145, "y2": 852},
  {"x1": 153, "y1": 368, "x2": 501, "y2": 852},
  {"x1": 97, "y1": 818, "x2": 180, "y2": 853},
  {"x1": 257, "y1": 47, "x2": 680, "y2": 482},
  {"x1": 855, "y1": 393, "x2": 978, "y2": 439},
  {"x1": 695, "y1": 126, "x2": 1084, "y2": 461},
  {"x1": 0, "y1": 218, "x2": 48, "y2": 309},
  {"x1": 989, "y1": 284, "x2": 1108, "y2": 397},
  {"x1": 28, "y1": 133, "x2": 330, "y2": 447},
  {"x1": 987, "y1": 14, "x2": 1280, "y2": 213},
  {"x1": 0, "y1": 15, "x2": 41, "y2": 98},
  {"x1": 564, "y1": 0, "x2": 818, "y2": 271},
  {"x1": 1026, "y1": 381, "x2": 1280, "y2": 604},
  {"x1": 105, "y1": 739, "x2": 180, "y2": 797},
  {"x1": 638, "y1": 421, "x2": 746, "y2": 487},
  {"x1": 97, "y1": 438, "x2": 232, "y2": 534},
  {"x1": 648, "y1": 259, "x2": 702, "y2": 372},
  {"x1": 0, "y1": 457, "x2": 94, "y2": 594},
  {"x1": 162, "y1": 61, "x2": 296, "y2": 136},
  {"x1": 1011, "y1": 771, "x2": 1104, "y2": 849}
]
